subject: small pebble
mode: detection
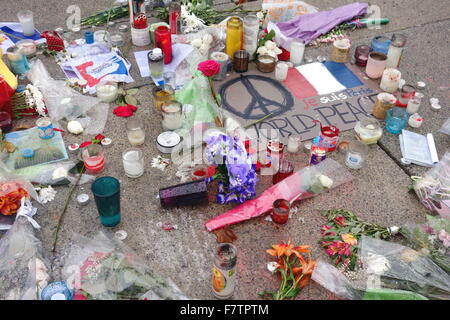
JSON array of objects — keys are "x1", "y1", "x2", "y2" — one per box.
[
  {"x1": 115, "y1": 230, "x2": 128, "y2": 241},
  {"x1": 430, "y1": 97, "x2": 440, "y2": 104},
  {"x1": 431, "y1": 103, "x2": 442, "y2": 110},
  {"x1": 417, "y1": 81, "x2": 426, "y2": 88}
]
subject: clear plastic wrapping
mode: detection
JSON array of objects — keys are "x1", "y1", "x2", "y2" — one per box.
[{"x1": 62, "y1": 231, "x2": 189, "y2": 300}]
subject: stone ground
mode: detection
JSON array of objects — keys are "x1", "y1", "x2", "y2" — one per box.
[{"x1": 0, "y1": 0, "x2": 449, "y2": 300}]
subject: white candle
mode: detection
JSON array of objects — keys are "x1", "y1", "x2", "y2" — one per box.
[
  {"x1": 127, "y1": 129, "x2": 145, "y2": 146},
  {"x1": 408, "y1": 113, "x2": 423, "y2": 128},
  {"x1": 123, "y1": 149, "x2": 144, "y2": 178},
  {"x1": 380, "y1": 68, "x2": 401, "y2": 93},
  {"x1": 287, "y1": 135, "x2": 301, "y2": 153},
  {"x1": 275, "y1": 62, "x2": 288, "y2": 81},
  {"x1": 386, "y1": 45, "x2": 403, "y2": 68},
  {"x1": 17, "y1": 10, "x2": 35, "y2": 36},
  {"x1": 96, "y1": 84, "x2": 118, "y2": 102},
  {"x1": 162, "y1": 103, "x2": 183, "y2": 131},
  {"x1": 290, "y1": 40, "x2": 305, "y2": 66},
  {"x1": 406, "y1": 97, "x2": 421, "y2": 114}
]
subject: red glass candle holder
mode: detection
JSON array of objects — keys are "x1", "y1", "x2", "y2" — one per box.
[
  {"x1": 314, "y1": 120, "x2": 340, "y2": 152},
  {"x1": 271, "y1": 199, "x2": 290, "y2": 224},
  {"x1": 0, "y1": 111, "x2": 12, "y2": 133},
  {"x1": 169, "y1": 2, "x2": 181, "y2": 34},
  {"x1": 154, "y1": 26, "x2": 173, "y2": 64},
  {"x1": 272, "y1": 158, "x2": 294, "y2": 184},
  {"x1": 354, "y1": 45, "x2": 370, "y2": 67},
  {"x1": 133, "y1": 13, "x2": 148, "y2": 29},
  {"x1": 82, "y1": 144, "x2": 105, "y2": 174}
]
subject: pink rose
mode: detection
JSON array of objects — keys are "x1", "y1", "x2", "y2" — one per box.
[{"x1": 198, "y1": 60, "x2": 221, "y2": 77}]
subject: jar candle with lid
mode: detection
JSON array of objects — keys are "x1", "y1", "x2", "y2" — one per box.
[
  {"x1": 257, "y1": 55, "x2": 276, "y2": 73},
  {"x1": 380, "y1": 68, "x2": 401, "y2": 93},
  {"x1": 225, "y1": 17, "x2": 243, "y2": 59},
  {"x1": 354, "y1": 118, "x2": 383, "y2": 144},
  {"x1": 161, "y1": 100, "x2": 183, "y2": 131}
]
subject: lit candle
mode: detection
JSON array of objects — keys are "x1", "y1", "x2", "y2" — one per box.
[
  {"x1": 96, "y1": 82, "x2": 118, "y2": 102},
  {"x1": 408, "y1": 113, "x2": 423, "y2": 128},
  {"x1": 380, "y1": 68, "x2": 401, "y2": 93},
  {"x1": 122, "y1": 148, "x2": 144, "y2": 178}
]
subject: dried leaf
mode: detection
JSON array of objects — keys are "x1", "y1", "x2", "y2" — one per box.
[
  {"x1": 213, "y1": 225, "x2": 237, "y2": 243},
  {"x1": 126, "y1": 88, "x2": 139, "y2": 95},
  {"x1": 124, "y1": 95, "x2": 138, "y2": 106}
]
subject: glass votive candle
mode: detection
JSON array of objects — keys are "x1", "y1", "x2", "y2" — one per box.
[
  {"x1": 82, "y1": 144, "x2": 105, "y2": 174},
  {"x1": 385, "y1": 107, "x2": 408, "y2": 134},
  {"x1": 271, "y1": 199, "x2": 290, "y2": 225},
  {"x1": 126, "y1": 118, "x2": 146, "y2": 146},
  {"x1": 365, "y1": 52, "x2": 387, "y2": 79},
  {"x1": 161, "y1": 100, "x2": 183, "y2": 131},
  {"x1": 163, "y1": 71, "x2": 176, "y2": 90},
  {"x1": 345, "y1": 140, "x2": 369, "y2": 170},
  {"x1": 406, "y1": 95, "x2": 421, "y2": 114},
  {"x1": 91, "y1": 176, "x2": 121, "y2": 227},
  {"x1": 289, "y1": 39, "x2": 305, "y2": 66},
  {"x1": 122, "y1": 148, "x2": 144, "y2": 178},
  {"x1": 398, "y1": 84, "x2": 416, "y2": 107},
  {"x1": 233, "y1": 50, "x2": 249, "y2": 73},
  {"x1": 257, "y1": 55, "x2": 276, "y2": 73},
  {"x1": 330, "y1": 38, "x2": 351, "y2": 63},
  {"x1": 210, "y1": 51, "x2": 229, "y2": 81},
  {"x1": 370, "y1": 36, "x2": 391, "y2": 55},
  {"x1": 36, "y1": 117, "x2": 55, "y2": 139},
  {"x1": 17, "y1": 10, "x2": 35, "y2": 36},
  {"x1": 273, "y1": 158, "x2": 294, "y2": 184},
  {"x1": 287, "y1": 134, "x2": 301, "y2": 153},
  {"x1": 96, "y1": 80, "x2": 118, "y2": 102},
  {"x1": 380, "y1": 68, "x2": 401, "y2": 93},
  {"x1": 275, "y1": 62, "x2": 289, "y2": 81},
  {"x1": 354, "y1": 45, "x2": 370, "y2": 67},
  {"x1": 16, "y1": 39, "x2": 37, "y2": 57},
  {"x1": 152, "y1": 85, "x2": 174, "y2": 111},
  {"x1": 0, "y1": 112, "x2": 13, "y2": 133},
  {"x1": 354, "y1": 118, "x2": 383, "y2": 144}
]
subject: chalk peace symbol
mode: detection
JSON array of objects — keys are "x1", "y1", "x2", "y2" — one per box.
[{"x1": 219, "y1": 75, "x2": 294, "y2": 120}]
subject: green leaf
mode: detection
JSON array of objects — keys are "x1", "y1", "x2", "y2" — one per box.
[
  {"x1": 351, "y1": 227, "x2": 362, "y2": 234},
  {"x1": 124, "y1": 95, "x2": 138, "y2": 106},
  {"x1": 117, "y1": 88, "x2": 126, "y2": 96},
  {"x1": 69, "y1": 161, "x2": 86, "y2": 174},
  {"x1": 126, "y1": 88, "x2": 139, "y2": 95}
]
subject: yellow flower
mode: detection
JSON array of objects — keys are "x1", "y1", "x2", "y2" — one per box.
[{"x1": 341, "y1": 233, "x2": 358, "y2": 246}]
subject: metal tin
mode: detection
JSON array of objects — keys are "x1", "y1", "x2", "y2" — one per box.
[
  {"x1": 115, "y1": 230, "x2": 128, "y2": 240},
  {"x1": 101, "y1": 137, "x2": 112, "y2": 147},
  {"x1": 77, "y1": 193, "x2": 90, "y2": 206},
  {"x1": 157, "y1": 131, "x2": 181, "y2": 154}
]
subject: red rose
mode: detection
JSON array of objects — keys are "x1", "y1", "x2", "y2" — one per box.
[
  {"x1": 113, "y1": 104, "x2": 137, "y2": 118},
  {"x1": 198, "y1": 60, "x2": 221, "y2": 77},
  {"x1": 277, "y1": 47, "x2": 290, "y2": 61}
]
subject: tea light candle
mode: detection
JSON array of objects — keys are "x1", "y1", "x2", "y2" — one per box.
[
  {"x1": 101, "y1": 137, "x2": 112, "y2": 147},
  {"x1": 408, "y1": 113, "x2": 423, "y2": 128},
  {"x1": 77, "y1": 194, "x2": 90, "y2": 206},
  {"x1": 380, "y1": 68, "x2": 401, "y2": 93},
  {"x1": 68, "y1": 143, "x2": 79, "y2": 153},
  {"x1": 275, "y1": 62, "x2": 288, "y2": 81},
  {"x1": 96, "y1": 83, "x2": 118, "y2": 102},
  {"x1": 127, "y1": 128, "x2": 145, "y2": 146},
  {"x1": 287, "y1": 135, "x2": 301, "y2": 153},
  {"x1": 122, "y1": 149, "x2": 144, "y2": 178}
]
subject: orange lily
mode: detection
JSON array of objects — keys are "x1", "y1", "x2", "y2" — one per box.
[
  {"x1": 342, "y1": 233, "x2": 358, "y2": 246},
  {"x1": 266, "y1": 242, "x2": 296, "y2": 258}
]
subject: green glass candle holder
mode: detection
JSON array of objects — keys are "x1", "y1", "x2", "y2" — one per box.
[{"x1": 91, "y1": 176, "x2": 121, "y2": 227}]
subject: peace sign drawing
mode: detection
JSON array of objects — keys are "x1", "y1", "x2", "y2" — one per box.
[{"x1": 219, "y1": 74, "x2": 295, "y2": 120}]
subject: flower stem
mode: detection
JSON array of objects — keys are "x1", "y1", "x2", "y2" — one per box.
[{"x1": 208, "y1": 77, "x2": 223, "y2": 127}]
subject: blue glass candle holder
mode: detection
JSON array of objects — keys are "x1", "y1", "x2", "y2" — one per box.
[
  {"x1": 370, "y1": 36, "x2": 391, "y2": 55},
  {"x1": 92, "y1": 176, "x2": 121, "y2": 227},
  {"x1": 385, "y1": 107, "x2": 408, "y2": 134}
]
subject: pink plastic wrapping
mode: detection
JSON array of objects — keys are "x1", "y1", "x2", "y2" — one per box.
[{"x1": 205, "y1": 159, "x2": 354, "y2": 231}]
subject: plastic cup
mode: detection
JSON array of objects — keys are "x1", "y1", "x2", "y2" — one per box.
[{"x1": 91, "y1": 176, "x2": 121, "y2": 227}]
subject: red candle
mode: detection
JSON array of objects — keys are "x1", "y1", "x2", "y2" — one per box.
[
  {"x1": 154, "y1": 26, "x2": 173, "y2": 64},
  {"x1": 272, "y1": 158, "x2": 294, "y2": 184},
  {"x1": 169, "y1": 2, "x2": 181, "y2": 34},
  {"x1": 271, "y1": 199, "x2": 290, "y2": 224}
]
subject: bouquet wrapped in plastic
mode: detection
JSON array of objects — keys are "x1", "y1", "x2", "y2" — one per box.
[
  {"x1": 0, "y1": 198, "x2": 50, "y2": 300},
  {"x1": 62, "y1": 231, "x2": 189, "y2": 300},
  {"x1": 359, "y1": 236, "x2": 450, "y2": 300},
  {"x1": 401, "y1": 215, "x2": 450, "y2": 273},
  {"x1": 311, "y1": 260, "x2": 428, "y2": 300},
  {"x1": 411, "y1": 152, "x2": 450, "y2": 219},
  {"x1": 205, "y1": 159, "x2": 353, "y2": 231}
]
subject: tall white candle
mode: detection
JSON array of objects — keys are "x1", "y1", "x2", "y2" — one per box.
[
  {"x1": 289, "y1": 40, "x2": 305, "y2": 66},
  {"x1": 17, "y1": 10, "x2": 35, "y2": 36},
  {"x1": 275, "y1": 62, "x2": 288, "y2": 81},
  {"x1": 123, "y1": 149, "x2": 144, "y2": 178},
  {"x1": 386, "y1": 45, "x2": 403, "y2": 68}
]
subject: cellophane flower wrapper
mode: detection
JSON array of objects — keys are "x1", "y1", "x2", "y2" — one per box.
[
  {"x1": 62, "y1": 231, "x2": 189, "y2": 300},
  {"x1": 311, "y1": 260, "x2": 428, "y2": 300},
  {"x1": 401, "y1": 215, "x2": 450, "y2": 273},
  {"x1": 413, "y1": 152, "x2": 450, "y2": 219},
  {"x1": 0, "y1": 216, "x2": 51, "y2": 300},
  {"x1": 205, "y1": 159, "x2": 354, "y2": 231},
  {"x1": 359, "y1": 236, "x2": 450, "y2": 300},
  {"x1": 0, "y1": 161, "x2": 39, "y2": 200}
]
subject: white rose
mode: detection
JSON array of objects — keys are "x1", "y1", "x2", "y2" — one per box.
[
  {"x1": 319, "y1": 175, "x2": 333, "y2": 188},
  {"x1": 190, "y1": 38, "x2": 203, "y2": 48},
  {"x1": 273, "y1": 47, "x2": 283, "y2": 55},
  {"x1": 264, "y1": 40, "x2": 276, "y2": 51},
  {"x1": 202, "y1": 33, "x2": 213, "y2": 45},
  {"x1": 256, "y1": 11, "x2": 264, "y2": 20},
  {"x1": 257, "y1": 46, "x2": 268, "y2": 56}
]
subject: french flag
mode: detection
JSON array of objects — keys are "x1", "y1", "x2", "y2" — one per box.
[{"x1": 284, "y1": 62, "x2": 363, "y2": 99}]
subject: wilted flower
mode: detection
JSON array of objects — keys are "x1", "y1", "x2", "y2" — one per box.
[
  {"x1": 438, "y1": 230, "x2": 450, "y2": 248},
  {"x1": 341, "y1": 233, "x2": 358, "y2": 246},
  {"x1": 334, "y1": 216, "x2": 347, "y2": 227}
]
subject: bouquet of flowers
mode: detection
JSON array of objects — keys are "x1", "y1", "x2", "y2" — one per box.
[
  {"x1": 10, "y1": 84, "x2": 47, "y2": 119},
  {"x1": 63, "y1": 231, "x2": 189, "y2": 300},
  {"x1": 260, "y1": 241, "x2": 315, "y2": 300},
  {"x1": 204, "y1": 130, "x2": 257, "y2": 204},
  {"x1": 205, "y1": 158, "x2": 353, "y2": 231},
  {"x1": 401, "y1": 215, "x2": 450, "y2": 273},
  {"x1": 319, "y1": 209, "x2": 397, "y2": 271},
  {"x1": 410, "y1": 152, "x2": 450, "y2": 219}
]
